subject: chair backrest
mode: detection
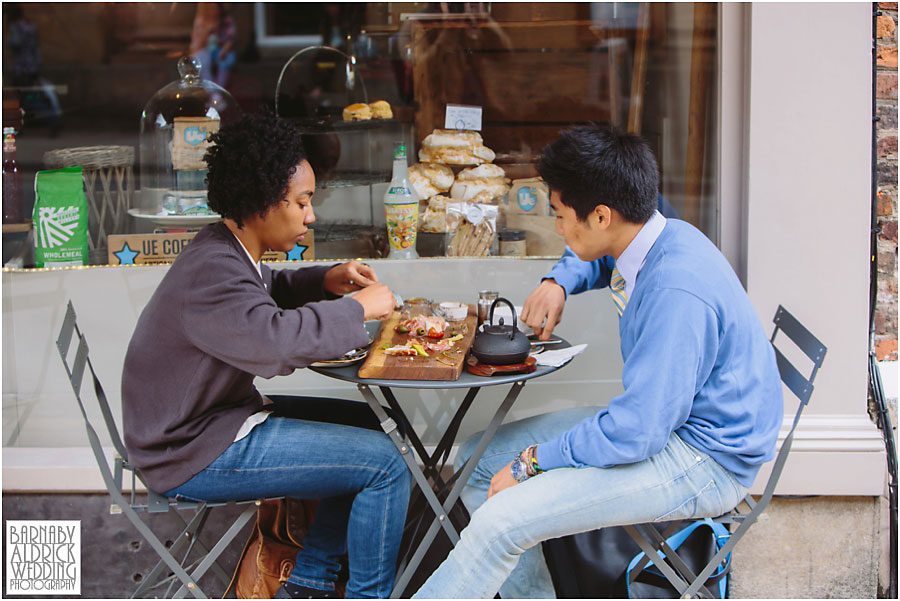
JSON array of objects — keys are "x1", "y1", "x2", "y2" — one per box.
[
  {"x1": 754, "y1": 305, "x2": 827, "y2": 508},
  {"x1": 770, "y1": 304, "x2": 827, "y2": 406},
  {"x1": 57, "y1": 300, "x2": 130, "y2": 462}
]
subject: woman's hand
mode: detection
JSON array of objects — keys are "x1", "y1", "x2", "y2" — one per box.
[
  {"x1": 487, "y1": 460, "x2": 519, "y2": 499},
  {"x1": 323, "y1": 261, "x2": 379, "y2": 296},
  {"x1": 352, "y1": 283, "x2": 398, "y2": 321}
]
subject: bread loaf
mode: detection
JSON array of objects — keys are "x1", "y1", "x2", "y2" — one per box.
[
  {"x1": 418, "y1": 129, "x2": 496, "y2": 165},
  {"x1": 420, "y1": 195, "x2": 463, "y2": 233},
  {"x1": 409, "y1": 163, "x2": 454, "y2": 200},
  {"x1": 450, "y1": 164, "x2": 510, "y2": 203}
]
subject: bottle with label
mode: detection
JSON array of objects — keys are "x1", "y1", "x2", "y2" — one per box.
[
  {"x1": 383, "y1": 141, "x2": 419, "y2": 259},
  {"x1": 2, "y1": 127, "x2": 22, "y2": 224}
]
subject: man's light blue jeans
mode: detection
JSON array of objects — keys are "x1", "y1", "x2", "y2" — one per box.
[
  {"x1": 164, "y1": 397, "x2": 410, "y2": 599},
  {"x1": 413, "y1": 406, "x2": 748, "y2": 599}
]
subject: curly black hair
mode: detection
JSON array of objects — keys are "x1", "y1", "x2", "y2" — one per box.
[{"x1": 204, "y1": 112, "x2": 307, "y2": 228}]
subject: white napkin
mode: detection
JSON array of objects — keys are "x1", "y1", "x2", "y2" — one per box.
[{"x1": 534, "y1": 343, "x2": 587, "y2": 367}]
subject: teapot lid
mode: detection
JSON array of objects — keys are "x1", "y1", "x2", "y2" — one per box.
[{"x1": 483, "y1": 316, "x2": 514, "y2": 335}]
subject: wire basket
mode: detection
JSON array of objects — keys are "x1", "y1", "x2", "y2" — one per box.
[{"x1": 43, "y1": 145, "x2": 135, "y2": 264}]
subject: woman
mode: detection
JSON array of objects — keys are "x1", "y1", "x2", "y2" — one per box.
[{"x1": 122, "y1": 112, "x2": 409, "y2": 599}]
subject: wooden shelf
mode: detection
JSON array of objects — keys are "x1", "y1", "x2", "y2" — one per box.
[{"x1": 2, "y1": 222, "x2": 32, "y2": 234}]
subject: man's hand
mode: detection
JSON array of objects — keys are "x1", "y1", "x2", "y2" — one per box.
[
  {"x1": 487, "y1": 460, "x2": 519, "y2": 499},
  {"x1": 323, "y1": 260, "x2": 379, "y2": 296},
  {"x1": 520, "y1": 279, "x2": 566, "y2": 341}
]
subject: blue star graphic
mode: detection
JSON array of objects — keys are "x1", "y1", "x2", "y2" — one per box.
[
  {"x1": 285, "y1": 243, "x2": 308, "y2": 261},
  {"x1": 113, "y1": 242, "x2": 140, "y2": 265}
]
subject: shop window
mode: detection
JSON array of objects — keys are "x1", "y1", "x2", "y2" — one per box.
[{"x1": 2, "y1": 2, "x2": 719, "y2": 269}]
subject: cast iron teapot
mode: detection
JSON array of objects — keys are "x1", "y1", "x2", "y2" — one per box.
[{"x1": 471, "y1": 297, "x2": 531, "y2": 365}]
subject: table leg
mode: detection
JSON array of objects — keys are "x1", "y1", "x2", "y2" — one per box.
[
  {"x1": 387, "y1": 387, "x2": 480, "y2": 587},
  {"x1": 357, "y1": 384, "x2": 460, "y2": 547},
  {"x1": 381, "y1": 385, "x2": 481, "y2": 487},
  {"x1": 388, "y1": 380, "x2": 528, "y2": 598}
]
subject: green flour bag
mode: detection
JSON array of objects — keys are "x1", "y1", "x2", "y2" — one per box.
[{"x1": 33, "y1": 167, "x2": 89, "y2": 267}]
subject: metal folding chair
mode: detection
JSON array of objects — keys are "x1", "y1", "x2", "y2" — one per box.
[
  {"x1": 56, "y1": 301, "x2": 265, "y2": 598},
  {"x1": 623, "y1": 305, "x2": 827, "y2": 598}
]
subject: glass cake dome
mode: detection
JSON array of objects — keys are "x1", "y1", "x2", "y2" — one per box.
[{"x1": 138, "y1": 56, "x2": 241, "y2": 218}]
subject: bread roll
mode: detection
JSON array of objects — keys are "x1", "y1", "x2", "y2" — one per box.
[
  {"x1": 342, "y1": 103, "x2": 372, "y2": 121},
  {"x1": 368, "y1": 100, "x2": 393, "y2": 119},
  {"x1": 409, "y1": 162, "x2": 454, "y2": 200}
]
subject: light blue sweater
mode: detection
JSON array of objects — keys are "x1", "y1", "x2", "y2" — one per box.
[{"x1": 536, "y1": 220, "x2": 783, "y2": 487}]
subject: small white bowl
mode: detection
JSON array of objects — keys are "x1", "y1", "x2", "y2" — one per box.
[{"x1": 434, "y1": 301, "x2": 468, "y2": 322}]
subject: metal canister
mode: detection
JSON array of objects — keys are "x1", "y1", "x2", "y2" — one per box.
[{"x1": 477, "y1": 290, "x2": 499, "y2": 326}]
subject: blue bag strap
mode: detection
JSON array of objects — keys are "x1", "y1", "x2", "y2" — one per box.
[{"x1": 626, "y1": 518, "x2": 731, "y2": 598}]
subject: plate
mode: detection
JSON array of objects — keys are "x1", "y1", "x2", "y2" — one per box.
[
  {"x1": 310, "y1": 347, "x2": 369, "y2": 368},
  {"x1": 128, "y1": 209, "x2": 222, "y2": 227}
]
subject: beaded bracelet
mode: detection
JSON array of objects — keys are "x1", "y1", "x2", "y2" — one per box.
[{"x1": 523, "y1": 444, "x2": 543, "y2": 477}]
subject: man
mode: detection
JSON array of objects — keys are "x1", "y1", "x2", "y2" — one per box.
[
  {"x1": 122, "y1": 113, "x2": 409, "y2": 599},
  {"x1": 413, "y1": 124, "x2": 783, "y2": 598}
]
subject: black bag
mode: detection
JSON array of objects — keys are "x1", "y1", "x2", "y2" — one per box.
[{"x1": 543, "y1": 519, "x2": 730, "y2": 599}]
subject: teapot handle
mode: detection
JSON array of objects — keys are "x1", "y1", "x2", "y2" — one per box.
[{"x1": 488, "y1": 297, "x2": 517, "y2": 339}]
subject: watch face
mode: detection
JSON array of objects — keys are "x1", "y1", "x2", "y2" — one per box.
[{"x1": 510, "y1": 459, "x2": 528, "y2": 483}]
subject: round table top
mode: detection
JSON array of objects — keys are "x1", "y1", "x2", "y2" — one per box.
[{"x1": 309, "y1": 336, "x2": 573, "y2": 390}]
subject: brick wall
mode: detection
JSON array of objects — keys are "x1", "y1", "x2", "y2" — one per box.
[{"x1": 875, "y1": 3, "x2": 898, "y2": 360}]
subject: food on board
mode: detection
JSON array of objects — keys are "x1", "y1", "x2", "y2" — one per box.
[{"x1": 382, "y1": 311, "x2": 469, "y2": 360}]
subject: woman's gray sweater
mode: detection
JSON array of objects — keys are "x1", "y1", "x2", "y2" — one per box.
[{"x1": 121, "y1": 222, "x2": 369, "y2": 492}]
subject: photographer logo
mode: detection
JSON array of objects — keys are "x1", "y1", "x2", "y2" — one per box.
[{"x1": 6, "y1": 521, "x2": 80, "y2": 595}]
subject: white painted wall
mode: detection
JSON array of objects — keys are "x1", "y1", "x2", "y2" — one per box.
[{"x1": 738, "y1": 3, "x2": 884, "y2": 494}]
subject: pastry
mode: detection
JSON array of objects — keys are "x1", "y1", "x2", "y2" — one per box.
[
  {"x1": 418, "y1": 129, "x2": 496, "y2": 165},
  {"x1": 368, "y1": 100, "x2": 393, "y2": 119},
  {"x1": 409, "y1": 163, "x2": 454, "y2": 200},
  {"x1": 342, "y1": 103, "x2": 372, "y2": 121}
]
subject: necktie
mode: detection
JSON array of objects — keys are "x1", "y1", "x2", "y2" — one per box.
[{"x1": 610, "y1": 267, "x2": 627, "y2": 317}]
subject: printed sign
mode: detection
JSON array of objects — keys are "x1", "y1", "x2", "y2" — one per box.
[
  {"x1": 6, "y1": 520, "x2": 81, "y2": 595},
  {"x1": 107, "y1": 231, "x2": 315, "y2": 265},
  {"x1": 444, "y1": 104, "x2": 483, "y2": 131}
]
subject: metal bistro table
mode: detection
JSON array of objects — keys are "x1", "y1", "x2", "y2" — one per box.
[{"x1": 309, "y1": 339, "x2": 571, "y2": 597}]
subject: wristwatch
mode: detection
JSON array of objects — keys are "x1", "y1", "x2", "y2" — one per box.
[{"x1": 510, "y1": 455, "x2": 531, "y2": 483}]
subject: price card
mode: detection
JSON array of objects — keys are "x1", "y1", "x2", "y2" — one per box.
[{"x1": 444, "y1": 104, "x2": 483, "y2": 131}]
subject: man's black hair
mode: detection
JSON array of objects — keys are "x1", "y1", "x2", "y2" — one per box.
[
  {"x1": 537, "y1": 123, "x2": 659, "y2": 224},
  {"x1": 204, "y1": 112, "x2": 307, "y2": 228}
]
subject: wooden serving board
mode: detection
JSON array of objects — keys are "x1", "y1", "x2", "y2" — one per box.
[{"x1": 357, "y1": 306, "x2": 478, "y2": 381}]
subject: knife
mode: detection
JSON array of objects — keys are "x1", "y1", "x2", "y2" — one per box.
[{"x1": 529, "y1": 339, "x2": 563, "y2": 346}]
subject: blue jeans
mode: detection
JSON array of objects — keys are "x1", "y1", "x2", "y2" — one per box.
[
  {"x1": 165, "y1": 396, "x2": 411, "y2": 598},
  {"x1": 413, "y1": 406, "x2": 748, "y2": 599}
]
